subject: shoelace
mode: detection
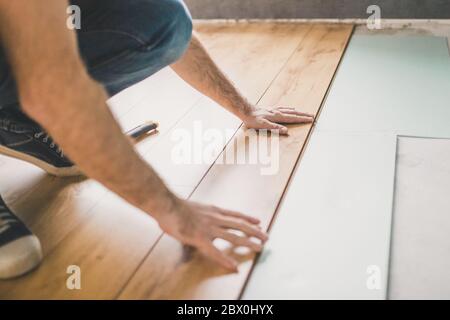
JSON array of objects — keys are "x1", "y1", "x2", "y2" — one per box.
[
  {"x1": 0, "y1": 205, "x2": 17, "y2": 235},
  {"x1": 34, "y1": 131, "x2": 65, "y2": 158}
]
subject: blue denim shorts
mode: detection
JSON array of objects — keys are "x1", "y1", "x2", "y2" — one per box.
[{"x1": 0, "y1": 0, "x2": 192, "y2": 115}]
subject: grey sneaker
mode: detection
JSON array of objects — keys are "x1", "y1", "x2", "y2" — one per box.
[
  {"x1": 0, "y1": 196, "x2": 43, "y2": 279},
  {"x1": 0, "y1": 109, "x2": 81, "y2": 176}
]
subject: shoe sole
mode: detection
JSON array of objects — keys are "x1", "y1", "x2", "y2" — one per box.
[
  {"x1": 0, "y1": 144, "x2": 82, "y2": 177},
  {"x1": 0, "y1": 235, "x2": 43, "y2": 279}
]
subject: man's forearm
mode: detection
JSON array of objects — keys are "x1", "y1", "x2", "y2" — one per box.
[
  {"x1": 0, "y1": 0, "x2": 177, "y2": 218},
  {"x1": 28, "y1": 73, "x2": 176, "y2": 217},
  {"x1": 171, "y1": 33, "x2": 255, "y2": 120}
]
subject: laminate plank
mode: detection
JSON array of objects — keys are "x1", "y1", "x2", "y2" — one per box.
[
  {"x1": 119, "y1": 24, "x2": 353, "y2": 300},
  {"x1": 0, "y1": 23, "x2": 312, "y2": 299},
  {"x1": 0, "y1": 157, "x2": 50, "y2": 207}
]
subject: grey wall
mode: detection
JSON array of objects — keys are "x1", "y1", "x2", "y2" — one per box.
[{"x1": 185, "y1": 0, "x2": 450, "y2": 19}]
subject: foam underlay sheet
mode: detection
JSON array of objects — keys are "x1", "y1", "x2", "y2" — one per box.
[
  {"x1": 244, "y1": 35, "x2": 450, "y2": 299},
  {"x1": 389, "y1": 137, "x2": 450, "y2": 300},
  {"x1": 243, "y1": 132, "x2": 397, "y2": 299},
  {"x1": 316, "y1": 35, "x2": 450, "y2": 137}
]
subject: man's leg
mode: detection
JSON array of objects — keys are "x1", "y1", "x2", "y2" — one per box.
[
  {"x1": 0, "y1": 0, "x2": 193, "y2": 176},
  {"x1": 0, "y1": 45, "x2": 82, "y2": 177},
  {"x1": 74, "y1": 0, "x2": 193, "y2": 96},
  {"x1": 0, "y1": 0, "x2": 192, "y2": 278}
]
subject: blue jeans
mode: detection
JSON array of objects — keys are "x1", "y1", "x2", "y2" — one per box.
[{"x1": 0, "y1": 0, "x2": 192, "y2": 129}]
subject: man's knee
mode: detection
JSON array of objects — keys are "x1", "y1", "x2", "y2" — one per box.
[
  {"x1": 79, "y1": 0, "x2": 193, "y2": 64},
  {"x1": 146, "y1": 0, "x2": 193, "y2": 64},
  {"x1": 77, "y1": 0, "x2": 193, "y2": 94}
]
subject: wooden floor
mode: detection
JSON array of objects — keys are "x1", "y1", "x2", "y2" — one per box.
[{"x1": 0, "y1": 22, "x2": 352, "y2": 299}]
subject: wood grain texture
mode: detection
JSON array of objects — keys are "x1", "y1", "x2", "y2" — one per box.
[
  {"x1": 119, "y1": 24, "x2": 353, "y2": 300},
  {"x1": 0, "y1": 23, "x2": 313, "y2": 299}
]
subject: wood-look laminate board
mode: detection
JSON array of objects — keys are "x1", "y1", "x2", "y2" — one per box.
[
  {"x1": 194, "y1": 23, "x2": 315, "y2": 104},
  {"x1": 142, "y1": 98, "x2": 240, "y2": 186},
  {"x1": 0, "y1": 156, "x2": 52, "y2": 206},
  {"x1": 113, "y1": 67, "x2": 202, "y2": 133},
  {"x1": 0, "y1": 23, "x2": 312, "y2": 299},
  {"x1": 0, "y1": 184, "x2": 191, "y2": 300},
  {"x1": 119, "y1": 24, "x2": 354, "y2": 300},
  {"x1": 108, "y1": 21, "x2": 243, "y2": 121},
  {"x1": 108, "y1": 67, "x2": 184, "y2": 121},
  {"x1": 388, "y1": 137, "x2": 450, "y2": 300},
  {"x1": 243, "y1": 132, "x2": 397, "y2": 300},
  {"x1": 316, "y1": 35, "x2": 450, "y2": 137},
  {"x1": 131, "y1": 24, "x2": 315, "y2": 162}
]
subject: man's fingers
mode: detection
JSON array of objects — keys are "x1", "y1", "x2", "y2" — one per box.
[
  {"x1": 218, "y1": 217, "x2": 268, "y2": 242},
  {"x1": 200, "y1": 243, "x2": 238, "y2": 272},
  {"x1": 214, "y1": 206, "x2": 260, "y2": 224},
  {"x1": 261, "y1": 119, "x2": 289, "y2": 135},
  {"x1": 217, "y1": 230, "x2": 263, "y2": 252}
]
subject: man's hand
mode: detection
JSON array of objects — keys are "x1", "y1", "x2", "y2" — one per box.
[
  {"x1": 157, "y1": 197, "x2": 268, "y2": 272},
  {"x1": 172, "y1": 35, "x2": 314, "y2": 136},
  {"x1": 242, "y1": 106, "x2": 314, "y2": 135}
]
